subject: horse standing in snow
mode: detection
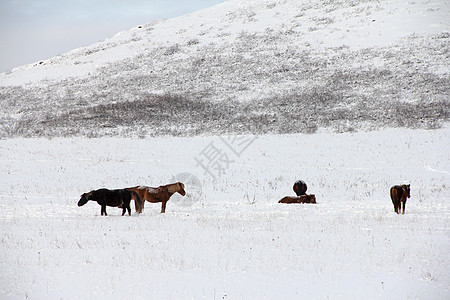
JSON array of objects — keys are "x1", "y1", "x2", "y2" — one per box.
[
  {"x1": 390, "y1": 184, "x2": 410, "y2": 214},
  {"x1": 78, "y1": 188, "x2": 142, "y2": 216},
  {"x1": 126, "y1": 182, "x2": 186, "y2": 213}
]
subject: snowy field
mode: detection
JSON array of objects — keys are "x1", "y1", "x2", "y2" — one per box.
[{"x1": 0, "y1": 127, "x2": 449, "y2": 299}]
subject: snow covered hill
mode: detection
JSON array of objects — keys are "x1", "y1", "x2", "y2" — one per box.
[
  {"x1": 1, "y1": 0, "x2": 448, "y2": 86},
  {"x1": 0, "y1": 0, "x2": 448, "y2": 137}
]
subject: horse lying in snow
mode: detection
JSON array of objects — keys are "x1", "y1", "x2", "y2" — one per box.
[{"x1": 279, "y1": 194, "x2": 316, "y2": 204}]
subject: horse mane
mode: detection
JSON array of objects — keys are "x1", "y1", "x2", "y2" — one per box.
[{"x1": 83, "y1": 191, "x2": 94, "y2": 198}]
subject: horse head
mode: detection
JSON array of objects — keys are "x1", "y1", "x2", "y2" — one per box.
[
  {"x1": 78, "y1": 191, "x2": 93, "y2": 206},
  {"x1": 176, "y1": 182, "x2": 186, "y2": 196},
  {"x1": 293, "y1": 180, "x2": 307, "y2": 196},
  {"x1": 403, "y1": 184, "x2": 411, "y2": 198},
  {"x1": 166, "y1": 182, "x2": 186, "y2": 196}
]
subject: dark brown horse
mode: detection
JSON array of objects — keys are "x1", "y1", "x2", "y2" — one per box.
[
  {"x1": 78, "y1": 188, "x2": 142, "y2": 216},
  {"x1": 279, "y1": 194, "x2": 316, "y2": 204},
  {"x1": 293, "y1": 180, "x2": 307, "y2": 196},
  {"x1": 126, "y1": 182, "x2": 185, "y2": 213},
  {"x1": 390, "y1": 184, "x2": 410, "y2": 214}
]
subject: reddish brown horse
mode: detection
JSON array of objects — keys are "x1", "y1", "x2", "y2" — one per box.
[
  {"x1": 390, "y1": 184, "x2": 410, "y2": 214},
  {"x1": 126, "y1": 182, "x2": 185, "y2": 213},
  {"x1": 279, "y1": 194, "x2": 316, "y2": 204}
]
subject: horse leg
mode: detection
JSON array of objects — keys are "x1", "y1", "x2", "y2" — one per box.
[
  {"x1": 134, "y1": 198, "x2": 142, "y2": 213},
  {"x1": 101, "y1": 205, "x2": 107, "y2": 216},
  {"x1": 402, "y1": 201, "x2": 406, "y2": 214},
  {"x1": 121, "y1": 205, "x2": 126, "y2": 216},
  {"x1": 126, "y1": 204, "x2": 131, "y2": 216},
  {"x1": 138, "y1": 199, "x2": 145, "y2": 213},
  {"x1": 161, "y1": 201, "x2": 167, "y2": 213},
  {"x1": 394, "y1": 201, "x2": 399, "y2": 214}
]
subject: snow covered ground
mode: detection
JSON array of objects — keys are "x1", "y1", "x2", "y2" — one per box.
[{"x1": 1, "y1": 127, "x2": 449, "y2": 299}]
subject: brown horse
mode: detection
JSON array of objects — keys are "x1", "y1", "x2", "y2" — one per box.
[
  {"x1": 78, "y1": 188, "x2": 142, "y2": 216},
  {"x1": 390, "y1": 184, "x2": 410, "y2": 214},
  {"x1": 279, "y1": 194, "x2": 316, "y2": 204},
  {"x1": 126, "y1": 182, "x2": 186, "y2": 213}
]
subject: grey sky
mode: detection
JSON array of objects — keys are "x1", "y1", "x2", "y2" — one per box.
[{"x1": 0, "y1": 0, "x2": 224, "y2": 73}]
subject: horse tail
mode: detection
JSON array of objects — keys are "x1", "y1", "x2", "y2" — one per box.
[
  {"x1": 130, "y1": 190, "x2": 143, "y2": 214},
  {"x1": 390, "y1": 186, "x2": 397, "y2": 201}
]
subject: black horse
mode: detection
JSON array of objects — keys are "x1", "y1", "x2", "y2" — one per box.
[
  {"x1": 293, "y1": 180, "x2": 307, "y2": 196},
  {"x1": 390, "y1": 184, "x2": 411, "y2": 214},
  {"x1": 78, "y1": 188, "x2": 142, "y2": 216}
]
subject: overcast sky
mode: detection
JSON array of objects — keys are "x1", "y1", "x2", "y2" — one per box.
[{"x1": 0, "y1": 0, "x2": 224, "y2": 73}]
